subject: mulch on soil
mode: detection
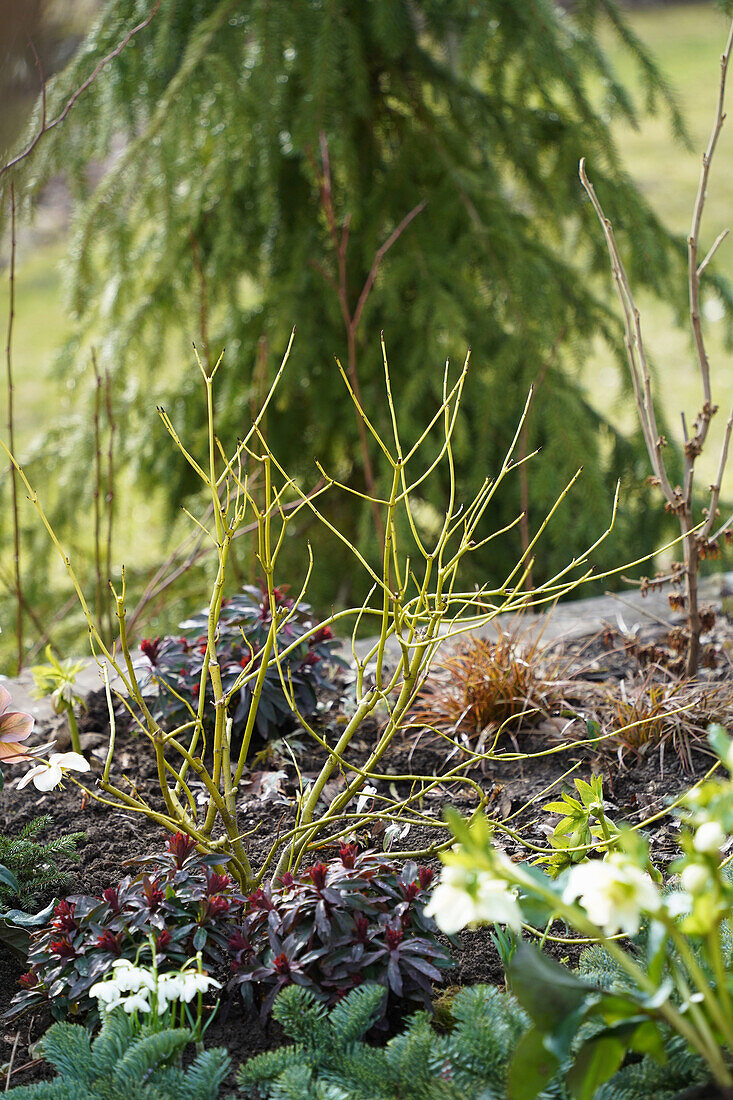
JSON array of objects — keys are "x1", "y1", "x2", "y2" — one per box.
[{"x1": 0, "y1": 615, "x2": 729, "y2": 1093}]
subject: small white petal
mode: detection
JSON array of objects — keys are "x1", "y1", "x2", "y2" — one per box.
[
  {"x1": 158, "y1": 974, "x2": 185, "y2": 1000},
  {"x1": 122, "y1": 993, "x2": 151, "y2": 1013},
  {"x1": 49, "y1": 751, "x2": 90, "y2": 773},
  {"x1": 33, "y1": 763, "x2": 64, "y2": 791},
  {"x1": 18, "y1": 765, "x2": 45, "y2": 790},
  {"x1": 693, "y1": 821, "x2": 726, "y2": 855},
  {"x1": 356, "y1": 785, "x2": 378, "y2": 814},
  {"x1": 90, "y1": 979, "x2": 124, "y2": 1003}
]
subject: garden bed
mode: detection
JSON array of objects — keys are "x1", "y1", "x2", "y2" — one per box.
[{"x1": 1, "y1": 608, "x2": 729, "y2": 1094}]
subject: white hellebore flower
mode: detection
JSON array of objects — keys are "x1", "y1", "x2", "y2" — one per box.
[
  {"x1": 680, "y1": 862, "x2": 710, "y2": 896},
  {"x1": 563, "y1": 855, "x2": 660, "y2": 936},
  {"x1": 693, "y1": 821, "x2": 726, "y2": 855},
  {"x1": 424, "y1": 863, "x2": 522, "y2": 935},
  {"x1": 18, "y1": 751, "x2": 90, "y2": 792}
]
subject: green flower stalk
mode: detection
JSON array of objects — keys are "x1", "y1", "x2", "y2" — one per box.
[
  {"x1": 433, "y1": 726, "x2": 733, "y2": 1097},
  {"x1": 31, "y1": 647, "x2": 86, "y2": 756}
]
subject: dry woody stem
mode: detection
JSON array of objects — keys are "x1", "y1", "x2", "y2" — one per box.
[{"x1": 579, "y1": 15, "x2": 733, "y2": 676}]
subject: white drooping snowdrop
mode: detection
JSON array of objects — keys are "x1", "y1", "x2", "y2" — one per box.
[{"x1": 90, "y1": 958, "x2": 221, "y2": 1018}]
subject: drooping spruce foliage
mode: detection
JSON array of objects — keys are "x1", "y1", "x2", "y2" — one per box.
[{"x1": 4, "y1": 0, "x2": 726, "y2": 613}]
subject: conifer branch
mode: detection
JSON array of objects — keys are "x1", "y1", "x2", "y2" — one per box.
[{"x1": 0, "y1": 1, "x2": 162, "y2": 178}]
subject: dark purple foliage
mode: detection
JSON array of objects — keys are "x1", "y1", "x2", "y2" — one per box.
[
  {"x1": 227, "y1": 844, "x2": 451, "y2": 1020},
  {"x1": 6, "y1": 833, "x2": 245, "y2": 1023},
  {"x1": 141, "y1": 584, "x2": 346, "y2": 740}
]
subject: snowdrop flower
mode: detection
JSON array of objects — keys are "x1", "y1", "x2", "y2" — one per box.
[
  {"x1": 424, "y1": 863, "x2": 523, "y2": 935},
  {"x1": 159, "y1": 970, "x2": 220, "y2": 1003},
  {"x1": 18, "y1": 751, "x2": 90, "y2": 792},
  {"x1": 89, "y1": 978, "x2": 124, "y2": 1010},
  {"x1": 563, "y1": 855, "x2": 660, "y2": 936},
  {"x1": 356, "y1": 785, "x2": 378, "y2": 814},
  {"x1": 693, "y1": 821, "x2": 726, "y2": 855},
  {"x1": 122, "y1": 992, "x2": 151, "y2": 1014},
  {"x1": 91, "y1": 967, "x2": 155, "y2": 1014},
  {"x1": 109, "y1": 960, "x2": 156, "y2": 993}
]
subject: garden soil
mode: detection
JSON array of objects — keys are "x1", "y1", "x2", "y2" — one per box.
[{"x1": 0, "y1": 619, "x2": 729, "y2": 1094}]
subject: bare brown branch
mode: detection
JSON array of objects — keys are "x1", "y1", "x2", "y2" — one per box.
[
  {"x1": 1, "y1": 1, "x2": 162, "y2": 178},
  {"x1": 578, "y1": 16, "x2": 733, "y2": 676},
  {"x1": 4, "y1": 182, "x2": 22, "y2": 670},
  {"x1": 308, "y1": 134, "x2": 426, "y2": 553}
]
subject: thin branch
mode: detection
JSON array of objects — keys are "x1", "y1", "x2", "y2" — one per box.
[
  {"x1": 697, "y1": 228, "x2": 729, "y2": 276},
  {"x1": 702, "y1": 399, "x2": 733, "y2": 541},
  {"x1": 1, "y1": 1, "x2": 162, "y2": 178},
  {"x1": 579, "y1": 16, "x2": 733, "y2": 677},
  {"x1": 126, "y1": 482, "x2": 323, "y2": 635},
  {"x1": 92, "y1": 351, "x2": 104, "y2": 628},
  {"x1": 579, "y1": 159, "x2": 676, "y2": 507},
  {"x1": 687, "y1": 18, "x2": 733, "y2": 420},
  {"x1": 4, "y1": 182, "x2": 22, "y2": 671},
  {"x1": 352, "y1": 199, "x2": 427, "y2": 332},
  {"x1": 308, "y1": 133, "x2": 426, "y2": 552},
  {"x1": 104, "y1": 367, "x2": 116, "y2": 642},
  {"x1": 189, "y1": 230, "x2": 211, "y2": 374},
  {"x1": 25, "y1": 34, "x2": 47, "y2": 132},
  {"x1": 4, "y1": 1031, "x2": 20, "y2": 1093}
]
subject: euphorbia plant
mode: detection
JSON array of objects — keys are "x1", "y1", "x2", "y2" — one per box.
[
  {"x1": 8, "y1": 832, "x2": 244, "y2": 1022},
  {"x1": 141, "y1": 585, "x2": 344, "y2": 743},
  {"x1": 228, "y1": 842, "x2": 449, "y2": 1020},
  {"x1": 428, "y1": 725, "x2": 733, "y2": 1099},
  {"x1": 1, "y1": 336, "x2": 616, "y2": 889}
]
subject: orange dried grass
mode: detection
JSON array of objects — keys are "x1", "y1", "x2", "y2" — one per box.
[
  {"x1": 609, "y1": 677, "x2": 733, "y2": 772},
  {"x1": 408, "y1": 631, "x2": 557, "y2": 742}
]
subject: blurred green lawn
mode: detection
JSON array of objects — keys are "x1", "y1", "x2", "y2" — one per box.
[
  {"x1": 589, "y1": 2, "x2": 733, "y2": 493},
  {"x1": 1, "y1": 1, "x2": 732, "y2": 658}
]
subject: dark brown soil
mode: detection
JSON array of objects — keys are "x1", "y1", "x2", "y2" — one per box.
[{"x1": 0, "y1": 622, "x2": 724, "y2": 1093}]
